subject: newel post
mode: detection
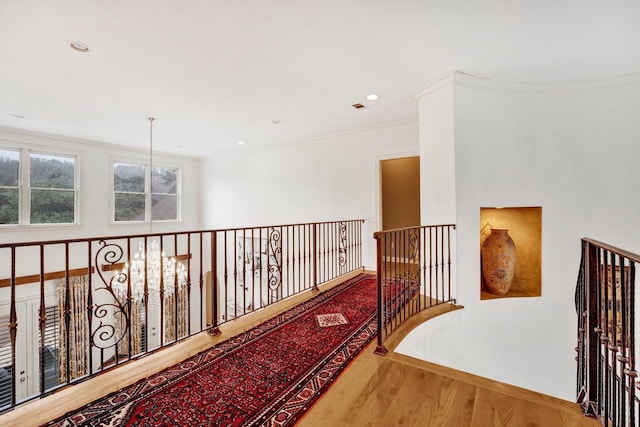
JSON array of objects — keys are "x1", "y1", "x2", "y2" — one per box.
[{"x1": 374, "y1": 232, "x2": 388, "y2": 356}]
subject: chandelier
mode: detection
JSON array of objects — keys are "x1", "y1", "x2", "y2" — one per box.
[{"x1": 114, "y1": 239, "x2": 186, "y2": 307}]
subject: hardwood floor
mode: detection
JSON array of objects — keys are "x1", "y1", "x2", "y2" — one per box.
[
  {"x1": 298, "y1": 344, "x2": 597, "y2": 426},
  {"x1": 299, "y1": 302, "x2": 597, "y2": 427},
  {"x1": 0, "y1": 271, "x2": 597, "y2": 427}
]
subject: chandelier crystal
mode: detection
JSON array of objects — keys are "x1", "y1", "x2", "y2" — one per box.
[{"x1": 115, "y1": 240, "x2": 187, "y2": 307}]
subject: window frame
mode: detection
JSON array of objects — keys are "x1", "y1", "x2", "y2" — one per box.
[
  {"x1": 0, "y1": 147, "x2": 20, "y2": 226},
  {"x1": 0, "y1": 145, "x2": 79, "y2": 227},
  {"x1": 111, "y1": 160, "x2": 181, "y2": 224}
]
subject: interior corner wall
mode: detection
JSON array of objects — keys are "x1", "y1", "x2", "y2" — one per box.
[
  {"x1": 399, "y1": 75, "x2": 640, "y2": 401},
  {"x1": 417, "y1": 81, "x2": 456, "y2": 225},
  {"x1": 199, "y1": 121, "x2": 420, "y2": 270}
]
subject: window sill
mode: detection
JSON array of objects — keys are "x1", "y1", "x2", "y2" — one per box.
[{"x1": 0, "y1": 223, "x2": 82, "y2": 232}]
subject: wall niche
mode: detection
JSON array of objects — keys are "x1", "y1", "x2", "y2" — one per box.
[{"x1": 480, "y1": 206, "x2": 542, "y2": 300}]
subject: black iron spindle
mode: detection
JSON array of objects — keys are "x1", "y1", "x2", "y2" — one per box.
[{"x1": 38, "y1": 244, "x2": 46, "y2": 395}]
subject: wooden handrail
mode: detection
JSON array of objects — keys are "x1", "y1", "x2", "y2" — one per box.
[
  {"x1": 0, "y1": 267, "x2": 95, "y2": 288},
  {"x1": 0, "y1": 219, "x2": 366, "y2": 250},
  {"x1": 581, "y1": 237, "x2": 640, "y2": 263},
  {"x1": 0, "y1": 254, "x2": 193, "y2": 287},
  {"x1": 373, "y1": 223, "x2": 456, "y2": 240}
]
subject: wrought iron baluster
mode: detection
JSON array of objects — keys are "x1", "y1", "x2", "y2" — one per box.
[
  {"x1": 210, "y1": 231, "x2": 220, "y2": 335},
  {"x1": 9, "y1": 246, "x2": 17, "y2": 407},
  {"x1": 38, "y1": 244, "x2": 46, "y2": 395},
  {"x1": 198, "y1": 233, "x2": 204, "y2": 331}
]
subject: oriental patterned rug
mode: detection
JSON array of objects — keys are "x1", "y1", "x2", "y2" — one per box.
[{"x1": 45, "y1": 274, "x2": 378, "y2": 427}]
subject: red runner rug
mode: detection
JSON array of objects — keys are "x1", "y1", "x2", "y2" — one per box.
[{"x1": 45, "y1": 274, "x2": 377, "y2": 426}]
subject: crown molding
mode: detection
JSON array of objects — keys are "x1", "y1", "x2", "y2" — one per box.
[
  {"x1": 214, "y1": 116, "x2": 419, "y2": 158},
  {"x1": 415, "y1": 70, "x2": 640, "y2": 98},
  {"x1": 414, "y1": 73, "x2": 457, "y2": 99},
  {"x1": 0, "y1": 125, "x2": 200, "y2": 162}
]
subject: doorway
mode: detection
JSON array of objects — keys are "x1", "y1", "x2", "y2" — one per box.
[
  {"x1": 380, "y1": 156, "x2": 420, "y2": 230},
  {"x1": 380, "y1": 156, "x2": 421, "y2": 276}
]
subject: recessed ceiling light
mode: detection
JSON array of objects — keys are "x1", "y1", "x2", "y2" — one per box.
[
  {"x1": 272, "y1": 120, "x2": 281, "y2": 124},
  {"x1": 237, "y1": 141, "x2": 245, "y2": 145},
  {"x1": 69, "y1": 41, "x2": 90, "y2": 53},
  {"x1": 366, "y1": 94, "x2": 379, "y2": 101}
]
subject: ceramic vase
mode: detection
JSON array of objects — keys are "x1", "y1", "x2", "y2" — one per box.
[{"x1": 481, "y1": 228, "x2": 516, "y2": 296}]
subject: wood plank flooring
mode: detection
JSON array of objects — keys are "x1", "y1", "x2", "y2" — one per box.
[
  {"x1": 0, "y1": 271, "x2": 598, "y2": 427},
  {"x1": 298, "y1": 344, "x2": 598, "y2": 426}
]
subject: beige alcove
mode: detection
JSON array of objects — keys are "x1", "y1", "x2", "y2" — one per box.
[{"x1": 480, "y1": 206, "x2": 542, "y2": 300}]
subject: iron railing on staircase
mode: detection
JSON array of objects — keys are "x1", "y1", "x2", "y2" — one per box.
[
  {"x1": 373, "y1": 224, "x2": 456, "y2": 355},
  {"x1": 576, "y1": 238, "x2": 640, "y2": 426}
]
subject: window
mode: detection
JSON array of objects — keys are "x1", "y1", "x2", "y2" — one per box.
[
  {"x1": 0, "y1": 148, "x2": 77, "y2": 226},
  {"x1": 114, "y1": 162, "x2": 179, "y2": 222},
  {"x1": 30, "y1": 153, "x2": 76, "y2": 224},
  {"x1": 0, "y1": 149, "x2": 19, "y2": 224}
]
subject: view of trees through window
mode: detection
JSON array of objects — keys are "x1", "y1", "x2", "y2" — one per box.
[
  {"x1": 0, "y1": 150, "x2": 76, "y2": 225},
  {"x1": 114, "y1": 163, "x2": 146, "y2": 221},
  {"x1": 0, "y1": 149, "x2": 19, "y2": 224},
  {"x1": 0, "y1": 149, "x2": 180, "y2": 226},
  {"x1": 114, "y1": 163, "x2": 178, "y2": 222},
  {"x1": 30, "y1": 153, "x2": 75, "y2": 223}
]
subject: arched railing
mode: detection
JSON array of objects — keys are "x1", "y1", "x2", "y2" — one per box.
[{"x1": 373, "y1": 224, "x2": 456, "y2": 355}]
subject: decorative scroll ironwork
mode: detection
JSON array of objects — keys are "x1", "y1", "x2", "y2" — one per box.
[
  {"x1": 406, "y1": 228, "x2": 420, "y2": 283},
  {"x1": 338, "y1": 221, "x2": 348, "y2": 267},
  {"x1": 267, "y1": 227, "x2": 282, "y2": 291},
  {"x1": 91, "y1": 240, "x2": 130, "y2": 350}
]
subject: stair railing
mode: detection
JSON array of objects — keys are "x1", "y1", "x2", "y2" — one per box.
[
  {"x1": 576, "y1": 238, "x2": 640, "y2": 425},
  {"x1": 0, "y1": 219, "x2": 364, "y2": 413},
  {"x1": 373, "y1": 224, "x2": 456, "y2": 355}
]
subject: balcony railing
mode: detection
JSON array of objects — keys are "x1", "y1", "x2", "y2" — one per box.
[
  {"x1": 0, "y1": 219, "x2": 364, "y2": 413},
  {"x1": 576, "y1": 238, "x2": 640, "y2": 426},
  {"x1": 373, "y1": 224, "x2": 456, "y2": 355}
]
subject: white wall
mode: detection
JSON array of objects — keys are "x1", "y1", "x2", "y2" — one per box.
[
  {"x1": 398, "y1": 73, "x2": 640, "y2": 401},
  {"x1": 0, "y1": 127, "x2": 201, "y2": 245},
  {"x1": 200, "y1": 120, "x2": 420, "y2": 270},
  {"x1": 417, "y1": 77, "x2": 456, "y2": 225}
]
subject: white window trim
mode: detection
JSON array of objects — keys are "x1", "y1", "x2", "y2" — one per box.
[
  {"x1": 111, "y1": 159, "x2": 182, "y2": 225},
  {"x1": 0, "y1": 143, "x2": 81, "y2": 229}
]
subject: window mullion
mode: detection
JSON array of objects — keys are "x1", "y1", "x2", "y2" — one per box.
[
  {"x1": 147, "y1": 165, "x2": 151, "y2": 224},
  {"x1": 21, "y1": 149, "x2": 30, "y2": 225}
]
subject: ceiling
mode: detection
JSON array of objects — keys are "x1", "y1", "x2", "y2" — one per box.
[{"x1": 1, "y1": 1, "x2": 639, "y2": 158}]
